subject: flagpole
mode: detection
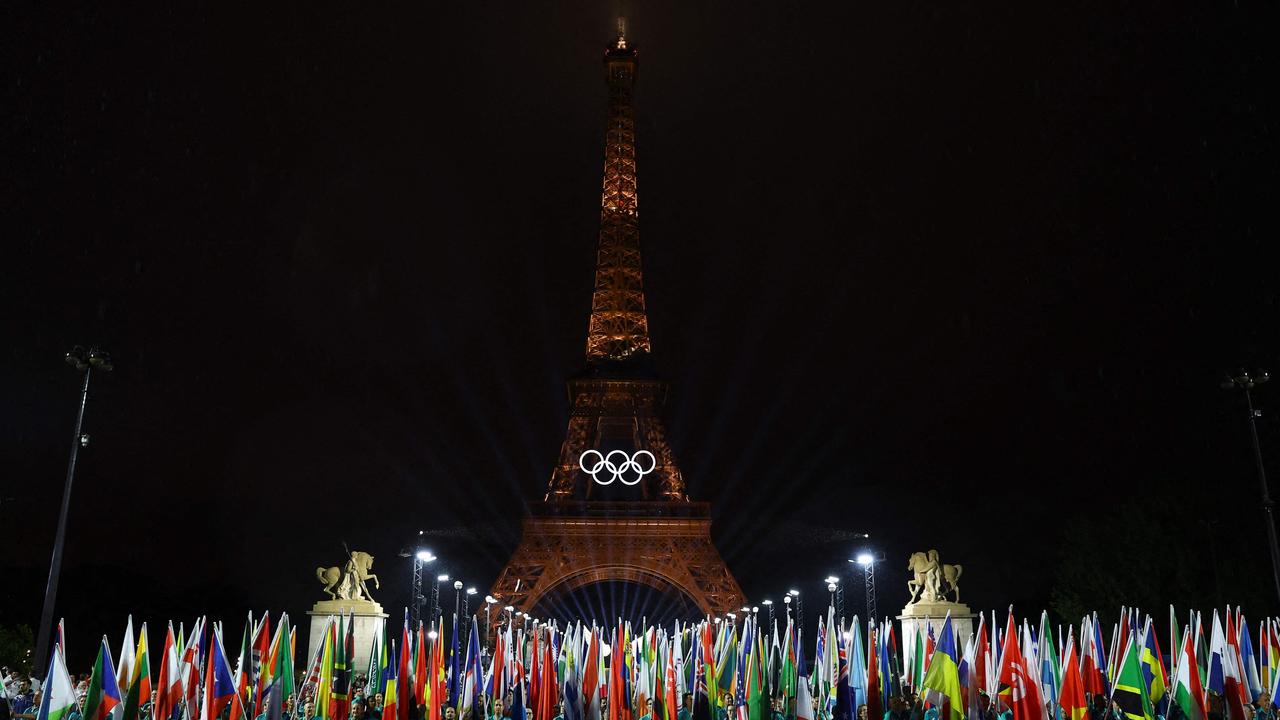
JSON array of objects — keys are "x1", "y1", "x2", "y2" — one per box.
[
  {"x1": 35, "y1": 346, "x2": 113, "y2": 678},
  {"x1": 1222, "y1": 371, "x2": 1280, "y2": 606}
]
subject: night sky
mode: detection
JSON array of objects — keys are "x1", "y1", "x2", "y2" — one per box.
[{"x1": 5, "y1": 0, "x2": 1280, "y2": 664}]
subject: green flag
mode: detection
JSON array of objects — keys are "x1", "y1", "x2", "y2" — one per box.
[{"x1": 1111, "y1": 640, "x2": 1153, "y2": 720}]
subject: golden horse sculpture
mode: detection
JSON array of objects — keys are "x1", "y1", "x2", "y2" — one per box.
[
  {"x1": 906, "y1": 549, "x2": 962, "y2": 604},
  {"x1": 316, "y1": 550, "x2": 380, "y2": 601}
]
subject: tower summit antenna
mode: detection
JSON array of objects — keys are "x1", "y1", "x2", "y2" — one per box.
[{"x1": 615, "y1": 15, "x2": 627, "y2": 48}]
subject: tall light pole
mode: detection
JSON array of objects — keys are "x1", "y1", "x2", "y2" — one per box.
[
  {"x1": 788, "y1": 589, "x2": 802, "y2": 648},
  {"x1": 1223, "y1": 370, "x2": 1280, "y2": 605},
  {"x1": 35, "y1": 345, "x2": 112, "y2": 676},
  {"x1": 485, "y1": 596, "x2": 498, "y2": 653},
  {"x1": 434, "y1": 574, "x2": 449, "y2": 631},
  {"x1": 851, "y1": 551, "x2": 883, "y2": 623},
  {"x1": 825, "y1": 576, "x2": 842, "y2": 619},
  {"x1": 465, "y1": 587, "x2": 477, "y2": 636},
  {"x1": 454, "y1": 580, "x2": 464, "y2": 640}
]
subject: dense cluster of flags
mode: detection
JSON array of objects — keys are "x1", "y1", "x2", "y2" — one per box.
[
  {"x1": 23, "y1": 605, "x2": 1280, "y2": 720},
  {"x1": 22, "y1": 614, "x2": 297, "y2": 720}
]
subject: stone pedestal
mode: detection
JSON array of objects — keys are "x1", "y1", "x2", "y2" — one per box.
[
  {"x1": 898, "y1": 601, "x2": 977, "y2": 672},
  {"x1": 307, "y1": 600, "x2": 387, "y2": 673}
]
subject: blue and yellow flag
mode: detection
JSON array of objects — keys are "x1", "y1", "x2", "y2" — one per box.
[{"x1": 921, "y1": 616, "x2": 964, "y2": 720}]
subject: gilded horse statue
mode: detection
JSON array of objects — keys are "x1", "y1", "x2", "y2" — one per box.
[
  {"x1": 906, "y1": 549, "x2": 962, "y2": 604},
  {"x1": 317, "y1": 550, "x2": 380, "y2": 601}
]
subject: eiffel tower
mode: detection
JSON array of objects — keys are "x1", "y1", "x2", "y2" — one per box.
[{"x1": 487, "y1": 16, "x2": 745, "y2": 621}]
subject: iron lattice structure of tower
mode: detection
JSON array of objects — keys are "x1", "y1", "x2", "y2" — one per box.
[{"x1": 488, "y1": 19, "x2": 744, "y2": 623}]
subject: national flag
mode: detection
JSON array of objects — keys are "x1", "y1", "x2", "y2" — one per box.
[
  {"x1": 1058, "y1": 634, "x2": 1087, "y2": 720},
  {"x1": 116, "y1": 617, "x2": 136, "y2": 702},
  {"x1": 921, "y1": 615, "x2": 964, "y2": 720},
  {"x1": 36, "y1": 639, "x2": 77, "y2": 720},
  {"x1": 848, "y1": 620, "x2": 867, "y2": 720},
  {"x1": 229, "y1": 616, "x2": 253, "y2": 720},
  {"x1": 448, "y1": 615, "x2": 461, "y2": 710},
  {"x1": 1172, "y1": 627, "x2": 1206, "y2": 720},
  {"x1": 911, "y1": 627, "x2": 926, "y2": 694},
  {"x1": 997, "y1": 611, "x2": 1043, "y2": 720},
  {"x1": 414, "y1": 622, "x2": 429, "y2": 715},
  {"x1": 83, "y1": 636, "x2": 124, "y2": 720},
  {"x1": 154, "y1": 623, "x2": 183, "y2": 720},
  {"x1": 262, "y1": 615, "x2": 296, "y2": 720},
  {"x1": 1240, "y1": 619, "x2": 1263, "y2": 702},
  {"x1": 1139, "y1": 619, "x2": 1166, "y2": 708},
  {"x1": 121, "y1": 623, "x2": 152, "y2": 720},
  {"x1": 1037, "y1": 614, "x2": 1060, "y2": 720},
  {"x1": 866, "y1": 625, "x2": 882, "y2": 720},
  {"x1": 252, "y1": 613, "x2": 271, "y2": 718},
  {"x1": 1110, "y1": 640, "x2": 1152, "y2": 720},
  {"x1": 397, "y1": 615, "x2": 412, "y2": 720},
  {"x1": 974, "y1": 616, "x2": 990, "y2": 701},
  {"x1": 1211, "y1": 611, "x2": 1248, "y2": 720},
  {"x1": 380, "y1": 627, "x2": 399, "y2": 720},
  {"x1": 1082, "y1": 616, "x2": 1108, "y2": 697},
  {"x1": 317, "y1": 618, "x2": 337, "y2": 720},
  {"x1": 460, "y1": 620, "x2": 483, "y2": 720},
  {"x1": 333, "y1": 614, "x2": 353, "y2": 720},
  {"x1": 201, "y1": 627, "x2": 240, "y2": 720}
]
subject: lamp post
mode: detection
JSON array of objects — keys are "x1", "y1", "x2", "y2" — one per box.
[
  {"x1": 35, "y1": 345, "x2": 112, "y2": 676},
  {"x1": 485, "y1": 596, "x2": 498, "y2": 652},
  {"x1": 465, "y1": 587, "x2": 477, "y2": 637},
  {"x1": 851, "y1": 551, "x2": 883, "y2": 623},
  {"x1": 762, "y1": 599, "x2": 774, "y2": 633},
  {"x1": 825, "y1": 576, "x2": 842, "y2": 619},
  {"x1": 454, "y1": 580, "x2": 464, "y2": 639},
  {"x1": 1223, "y1": 370, "x2": 1280, "y2": 605},
  {"x1": 788, "y1": 589, "x2": 802, "y2": 641},
  {"x1": 434, "y1": 574, "x2": 449, "y2": 631}
]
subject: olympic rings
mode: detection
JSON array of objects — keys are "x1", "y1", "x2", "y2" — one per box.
[{"x1": 579, "y1": 449, "x2": 656, "y2": 486}]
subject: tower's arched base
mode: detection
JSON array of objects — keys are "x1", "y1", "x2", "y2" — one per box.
[{"x1": 488, "y1": 501, "x2": 744, "y2": 626}]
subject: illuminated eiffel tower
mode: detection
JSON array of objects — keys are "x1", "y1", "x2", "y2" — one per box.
[{"x1": 488, "y1": 16, "x2": 745, "y2": 621}]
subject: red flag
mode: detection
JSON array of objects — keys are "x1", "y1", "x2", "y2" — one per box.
[
  {"x1": 1058, "y1": 635, "x2": 1087, "y2": 720},
  {"x1": 429, "y1": 628, "x2": 444, "y2": 720},
  {"x1": 538, "y1": 632, "x2": 558, "y2": 720},
  {"x1": 154, "y1": 624, "x2": 183, "y2": 720},
  {"x1": 415, "y1": 624, "x2": 428, "y2": 710},
  {"x1": 866, "y1": 626, "x2": 882, "y2": 720},
  {"x1": 996, "y1": 611, "x2": 1042, "y2": 720},
  {"x1": 253, "y1": 614, "x2": 271, "y2": 716},
  {"x1": 398, "y1": 620, "x2": 413, "y2": 720},
  {"x1": 531, "y1": 628, "x2": 542, "y2": 720}
]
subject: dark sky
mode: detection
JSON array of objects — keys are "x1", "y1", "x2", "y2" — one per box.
[{"x1": 5, "y1": 0, "x2": 1280, "y2": 661}]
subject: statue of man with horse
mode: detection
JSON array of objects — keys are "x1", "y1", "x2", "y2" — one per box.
[
  {"x1": 316, "y1": 546, "x2": 380, "y2": 602},
  {"x1": 906, "y1": 549, "x2": 962, "y2": 604}
]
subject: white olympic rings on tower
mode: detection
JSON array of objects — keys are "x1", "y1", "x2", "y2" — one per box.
[{"x1": 579, "y1": 449, "x2": 656, "y2": 486}]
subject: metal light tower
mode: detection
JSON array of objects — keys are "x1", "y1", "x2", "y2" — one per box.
[
  {"x1": 1223, "y1": 370, "x2": 1280, "y2": 605},
  {"x1": 399, "y1": 531, "x2": 436, "y2": 631},
  {"x1": 35, "y1": 345, "x2": 112, "y2": 676},
  {"x1": 852, "y1": 551, "x2": 883, "y2": 623}
]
